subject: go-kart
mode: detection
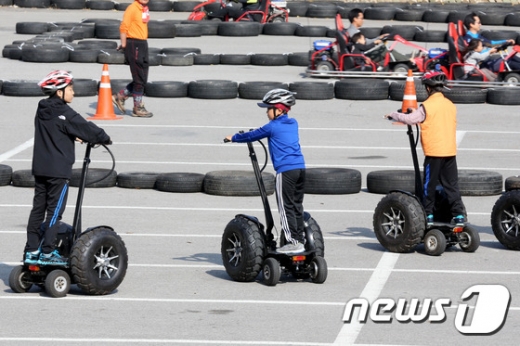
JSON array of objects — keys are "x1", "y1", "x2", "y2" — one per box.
[{"x1": 188, "y1": 0, "x2": 289, "y2": 23}]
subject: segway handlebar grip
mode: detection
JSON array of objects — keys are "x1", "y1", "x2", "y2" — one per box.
[{"x1": 223, "y1": 138, "x2": 231, "y2": 143}]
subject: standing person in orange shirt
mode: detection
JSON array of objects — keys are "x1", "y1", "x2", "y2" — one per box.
[
  {"x1": 385, "y1": 71, "x2": 466, "y2": 226},
  {"x1": 113, "y1": 0, "x2": 153, "y2": 118}
]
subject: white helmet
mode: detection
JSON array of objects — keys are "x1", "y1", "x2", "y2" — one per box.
[
  {"x1": 38, "y1": 70, "x2": 73, "y2": 95},
  {"x1": 257, "y1": 89, "x2": 296, "y2": 109}
]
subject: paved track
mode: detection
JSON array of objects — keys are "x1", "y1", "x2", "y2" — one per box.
[{"x1": 0, "y1": 6, "x2": 518, "y2": 346}]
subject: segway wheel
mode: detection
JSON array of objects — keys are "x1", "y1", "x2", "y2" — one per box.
[
  {"x1": 221, "y1": 216, "x2": 265, "y2": 282},
  {"x1": 45, "y1": 270, "x2": 70, "y2": 298},
  {"x1": 458, "y1": 225, "x2": 480, "y2": 253},
  {"x1": 310, "y1": 256, "x2": 327, "y2": 284},
  {"x1": 491, "y1": 190, "x2": 520, "y2": 250},
  {"x1": 70, "y1": 227, "x2": 128, "y2": 295},
  {"x1": 9, "y1": 265, "x2": 33, "y2": 293},
  {"x1": 373, "y1": 192, "x2": 425, "y2": 253},
  {"x1": 423, "y1": 229, "x2": 446, "y2": 256},
  {"x1": 305, "y1": 215, "x2": 325, "y2": 257},
  {"x1": 262, "y1": 258, "x2": 281, "y2": 286}
]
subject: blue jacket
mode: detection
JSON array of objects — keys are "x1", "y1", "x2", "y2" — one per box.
[
  {"x1": 232, "y1": 114, "x2": 305, "y2": 174},
  {"x1": 463, "y1": 31, "x2": 507, "y2": 53}
]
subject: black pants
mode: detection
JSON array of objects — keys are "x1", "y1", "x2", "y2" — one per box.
[
  {"x1": 25, "y1": 176, "x2": 69, "y2": 254},
  {"x1": 124, "y1": 38, "x2": 149, "y2": 96},
  {"x1": 275, "y1": 169, "x2": 305, "y2": 245},
  {"x1": 423, "y1": 156, "x2": 465, "y2": 216}
]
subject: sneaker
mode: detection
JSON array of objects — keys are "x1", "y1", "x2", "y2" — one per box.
[
  {"x1": 112, "y1": 94, "x2": 126, "y2": 113},
  {"x1": 38, "y1": 250, "x2": 68, "y2": 266},
  {"x1": 426, "y1": 214, "x2": 434, "y2": 226},
  {"x1": 277, "y1": 242, "x2": 305, "y2": 254},
  {"x1": 452, "y1": 215, "x2": 466, "y2": 226},
  {"x1": 132, "y1": 103, "x2": 153, "y2": 118},
  {"x1": 24, "y1": 250, "x2": 40, "y2": 264}
]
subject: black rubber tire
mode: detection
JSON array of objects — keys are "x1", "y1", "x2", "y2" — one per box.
[
  {"x1": 458, "y1": 169, "x2": 503, "y2": 196},
  {"x1": 487, "y1": 88, "x2": 520, "y2": 105},
  {"x1": 161, "y1": 47, "x2": 201, "y2": 55},
  {"x1": 145, "y1": 81, "x2": 188, "y2": 97},
  {"x1": 491, "y1": 190, "x2": 520, "y2": 250},
  {"x1": 70, "y1": 227, "x2": 128, "y2": 295},
  {"x1": 458, "y1": 224, "x2": 480, "y2": 253},
  {"x1": 69, "y1": 48, "x2": 100, "y2": 63},
  {"x1": 174, "y1": 24, "x2": 202, "y2": 37},
  {"x1": 388, "y1": 80, "x2": 428, "y2": 102},
  {"x1": 14, "y1": 0, "x2": 50, "y2": 7},
  {"x1": 155, "y1": 172, "x2": 205, "y2": 193},
  {"x1": 218, "y1": 22, "x2": 260, "y2": 37},
  {"x1": 45, "y1": 270, "x2": 71, "y2": 298},
  {"x1": 71, "y1": 78, "x2": 97, "y2": 97},
  {"x1": 21, "y1": 45, "x2": 69, "y2": 62},
  {"x1": 447, "y1": 11, "x2": 472, "y2": 24},
  {"x1": 173, "y1": 0, "x2": 199, "y2": 12},
  {"x1": 188, "y1": 80, "x2": 238, "y2": 99},
  {"x1": 505, "y1": 13, "x2": 520, "y2": 27},
  {"x1": 86, "y1": 0, "x2": 114, "y2": 10},
  {"x1": 9, "y1": 265, "x2": 33, "y2": 293},
  {"x1": 287, "y1": 1, "x2": 308, "y2": 17},
  {"x1": 373, "y1": 192, "x2": 425, "y2": 253},
  {"x1": 111, "y1": 79, "x2": 133, "y2": 94},
  {"x1": 381, "y1": 25, "x2": 423, "y2": 41},
  {"x1": 70, "y1": 168, "x2": 117, "y2": 188},
  {"x1": 443, "y1": 88, "x2": 487, "y2": 104},
  {"x1": 480, "y1": 12, "x2": 507, "y2": 26},
  {"x1": 193, "y1": 54, "x2": 221, "y2": 65},
  {"x1": 306, "y1": 215, "x2": 324, "y2": 257},
  {"x1": 335, "y1": 79, "x2": 389, "y2": 100},
  {"x1": 204, "y1": 170, "x2": 275, "y2": 196},
  {"x1": 289, "y1": 82, "x2": 334, "y2": 100},
  {"x1": 288, "y1": 52, "x2": 310, "y2": 66},
  {"x1": 310, "y1": 256, "x2": 327, "y2": 284},
  {"x1": 12, "y1": 170, "x2": 35, "y2": 187},
  {"x1": 221, "y1": 215, "x2": 265, "y2": 282},
  {"x1": 95, "y1": 22, "x2": 121, "y2": 39},
  {"x1": 414, "y1": 30, "x2": 447, "y2": 43},
  {"x1": 98, "y1": 49, "x2": 125, "y2": 64},
  {"x1": 250, "y1": 54, "x2": 288, "y2": 66},
  {"x1": 294, "y1": 25, "x2": 328, "y2": 37},
  {"x1": 2, "y1": 80, "x2": 44, "y2": 97},
  {"x1": 148, "y1": 20, "x2": 176, "y2": 38},
  {"x1": 359, "y1": 27, "x2": 382, "y2": 39},
  {"x1": 481, "y1": 30, "x2": 518, "y2": 42},
  {"x1": 220, "y1": 54, "x2": 251, "y2": 65},
  {"x1": 148, "y1": 0, "x2": 173, "y2": 11},
  {"x1": 394, "y1": 9, "x2": 425, "y2": 22},
  {"x1": 77, "y1": 40, "x2": 118, "y2": 50},
  {"x1": 16, "y1": 22, "x2": 48, "y2": 34},
  {"x1": 117, "y1": 172, "x2": 160, "y2": 189},
  {"x1": 0, "y1": 164, "x2": 13, "y2": 186},
  {"x1": 304, "y1": 167, "x2": 361, "y2": 195},
  {"x1": 238, "y1": 81, "x2": 288, "y2": 99},
  {"x1": 364, "y1": 7, "x2": 397, "y2": 21},
  {"x1": 423, "y1": 229, "x2": 446, "y2": 256},
  {"x1": 262, "y1": 23, "x2": 298, "y2": 36},
  {"x1": 51, "y1": 0, "x2": 85, "y2": 9},
  {"x1": 306, "y1": 3, "x2": 337, "y2": 18},
  {"x1": 180, "y1": 21, "x2": 220, "y2": 35},
  {"x1": 367, "y1": 170, "x2": 415, "y2": 194},
  {"x1": 160, "y1": 54, "x2": 195, "y2": 66},
  {"x1": 262, "y1": 257, "x2": 280, "y2": 286},
  {"x1": 505, "y1": 176, "x2": 520, "y2": 191}
]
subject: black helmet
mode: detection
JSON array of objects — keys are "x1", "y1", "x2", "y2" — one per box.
[{"x1": 421, "y1": 71, "x2": 447, "y2": 87}]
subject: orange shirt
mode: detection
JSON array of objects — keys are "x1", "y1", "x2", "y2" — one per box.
[
  {"x1": 120, "y1": 1, "x2": 149, "y2": 40},
  {"x1": 420, "y1": 93, "x2": 457, "y2": 157}
]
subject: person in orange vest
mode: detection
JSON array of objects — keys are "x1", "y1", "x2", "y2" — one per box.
[
  {"x1": 385, "y1": 71, "x2": 466, "y2": 226},
  {"x1": 113, "y1": 0, "x2": 153, "y2": 118}
]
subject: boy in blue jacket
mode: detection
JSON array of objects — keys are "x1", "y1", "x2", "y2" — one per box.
[{"x1": 225, "y1": 89, "x2": 306, "y2": 254}]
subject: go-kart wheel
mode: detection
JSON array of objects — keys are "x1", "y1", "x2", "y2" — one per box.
[
  {"x1": 504, "y1": 72, "x2": 520, "y2": 85},
  {"x1": 71, "y1": 227, "x2": 128, "y2": 295},
  {"x1": 221, "y1": 216, "x2": 265, "y2": 282},
  {"x1": 9, "y1": 265, "x2": 33, "y2": 293},
  {"x1": 270, "y1": 16, "x2": 285, "y2": 23},
  {"x1": 491, "y1": 191, "x2": 520, "y2": 250},
  {"x1": 373, "y1": 192, "x2": 425, "y2": 253},
  {"x1": 45, "y1": 270, "x2": 70, "y2": 298},
  {"x1": 316, "y1": 61, "x2": 334, "y2": 72},
  {"x1": 262, "y1": 258, "x2": 280, "y2": 286},
  {"x1": 423, "y1": 229, "x2": 446, "y2": 256},
  {"x1": 310, "y1": 256, "x2": 327, "y2": 284},
  {"x1": 392, "y1": 63, "x2": 410, "y2": 75},
  {"x1": 458, "y1": 225, "x2": 480, "y2": 252}
]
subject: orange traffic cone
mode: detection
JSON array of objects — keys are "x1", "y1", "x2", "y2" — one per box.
[
  {"x1": 90, "y1": 64, "x2": 122, "y2": 120},
  {"x1": 401, "y1": 69, "x2": 418, "y2": 113}
]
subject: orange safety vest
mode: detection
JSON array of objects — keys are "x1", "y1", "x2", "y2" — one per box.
[
  {"x1": 420, "y1": 93, "x2": 457, "y2": 157},
  {"x1": 120, "y1": 1, "x2": 149, "y2": 40}
]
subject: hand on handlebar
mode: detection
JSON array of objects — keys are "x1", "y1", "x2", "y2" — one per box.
[{"x1": 223, "y1": 135, "x2": 232, "y2": 143}]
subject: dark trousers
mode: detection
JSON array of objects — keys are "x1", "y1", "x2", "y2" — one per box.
[
  {"x1": 25, "y1": 176, "x2": 69, "y2": 254},
  {"x1": 124, "y1": 38, "x2": 149, "y2": 96},
  {"x1": 423, "y1": 156, "x2": 465, "y2": 216},
  {"x1": 275, "y1": 169, "x2": 305, "y2": 245}
]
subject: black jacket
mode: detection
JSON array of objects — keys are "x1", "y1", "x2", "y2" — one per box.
[{"x1": 32, "y1": 96, "x2": 111, "y2": 179}]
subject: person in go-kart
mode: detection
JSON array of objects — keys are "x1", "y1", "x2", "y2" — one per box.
[{"x1": 207, "y1": 0, "x2": 260, "y2": 21}]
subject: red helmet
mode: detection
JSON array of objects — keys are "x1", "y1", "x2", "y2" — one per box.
[
  {"x1": 38, "y1": 70, "x2": 73, "y2": 95},
  {"x1": 421, "y1": 71, "x2": 446, "y2": 87}
]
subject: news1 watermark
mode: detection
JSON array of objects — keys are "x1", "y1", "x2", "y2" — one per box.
[{"x1": 342, "y1": 284, "x2": 511, "y2": 335}]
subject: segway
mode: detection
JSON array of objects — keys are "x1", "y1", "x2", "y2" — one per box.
[
  {"x1": 221, "y1": 135, "x2": 327, "y2": 286},
  {"x1": 490, "y1": 185, "x2": 520, "y2": 250},
  {"x1": 9, "y1": 143, "x2": 128, "y2": 298},
  {"x1": 372, "y1": 123, "x2": 480, "y2": 256}
]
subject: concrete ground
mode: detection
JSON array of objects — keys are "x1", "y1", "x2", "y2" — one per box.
[{"x1": 0, "y1": 5, "x2": 519, "y2": 346}]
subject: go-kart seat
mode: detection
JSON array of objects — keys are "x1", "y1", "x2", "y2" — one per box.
[
  {"x1": 237, "y1": 0, "x2": 269, "y2": 22},
  {"x1": 335, "y1": 13, "x2": 344, "y2": 32},
  {"x1": 447, "y1": 35, "x2": 484, "y2": 81}
]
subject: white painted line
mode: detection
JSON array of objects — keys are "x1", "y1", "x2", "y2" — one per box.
[
  {"x1": 0, "y1": 138, "x2": 33, "y2": 163},
  {"x1": 456, "y1": 130, "x2": 466, "y2": 146},
  {"x1": 333, "y1": 252, "x2": 400, "y2": 345},
  {"x1": 0, "y1": 339, "x2": 332, "y2": 346}
]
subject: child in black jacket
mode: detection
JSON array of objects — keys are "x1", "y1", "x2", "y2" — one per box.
[{"x1": 24, "y1": 70, "x2": 111, "y2": 265}]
